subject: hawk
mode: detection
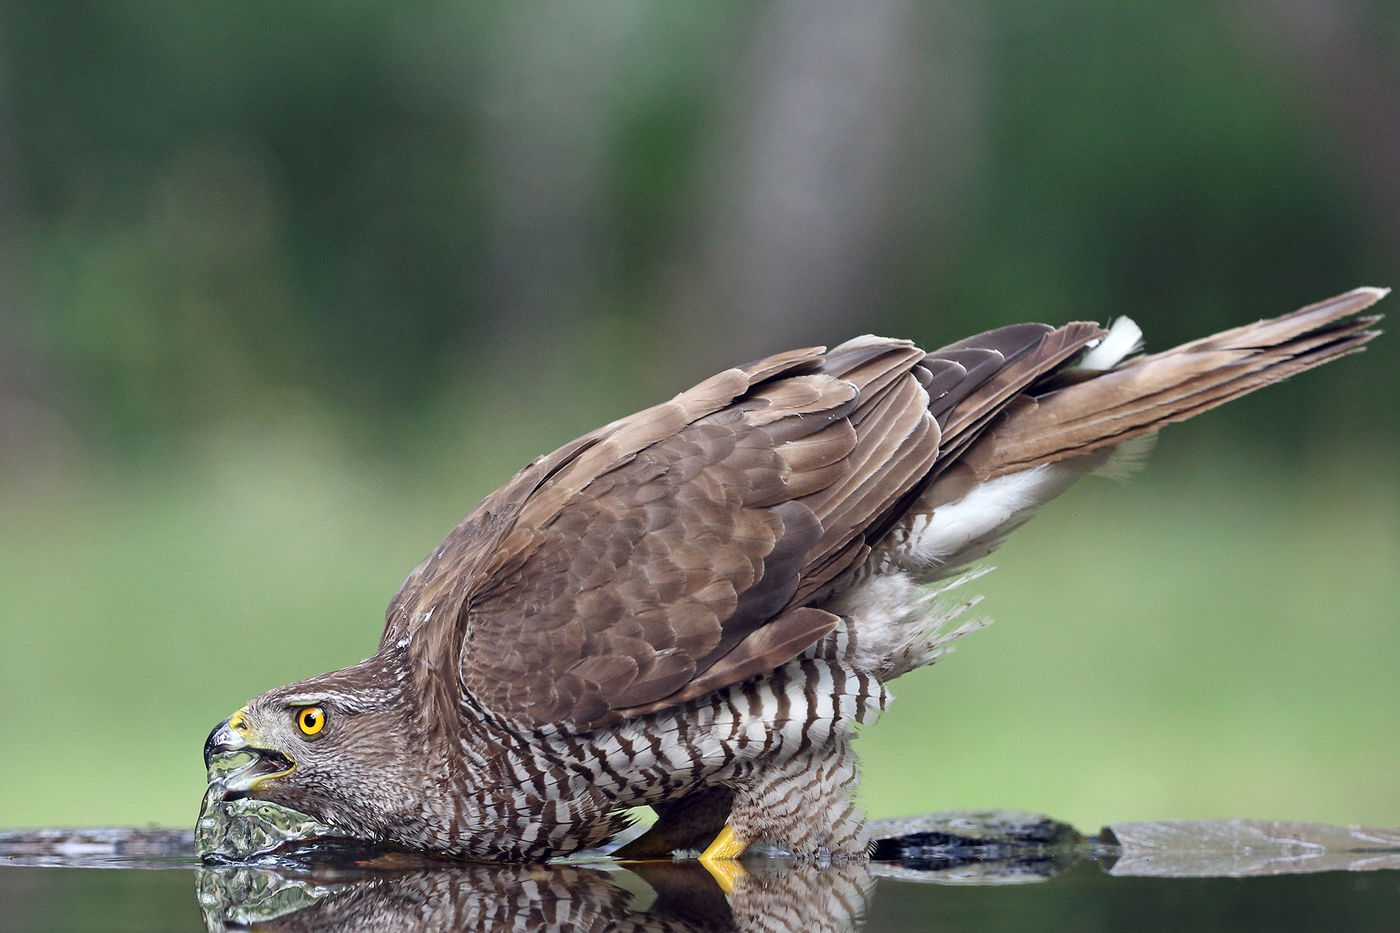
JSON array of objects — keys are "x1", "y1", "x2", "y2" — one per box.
[{"x1": 203, "y1": 288, "x2": 1383, "y2": 863}]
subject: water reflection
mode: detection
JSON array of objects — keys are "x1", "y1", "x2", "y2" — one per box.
[
  {"x1": 5, "y1": 815, "x2": 1397, "y2": 932},
  {"x1": 190, "y1": 809, "x2": 1089, "y2": 931},
  {"x1": 196, "y1": 858, "x2": 873, "y2": 933}
]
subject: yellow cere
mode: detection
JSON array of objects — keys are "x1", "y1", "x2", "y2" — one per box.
[
  {"x1": 229, "y1": 708, "x2": 252, "y2": 734},
  {"x1": 296, "y1": 706, "x2": 326, "y2": 736}
]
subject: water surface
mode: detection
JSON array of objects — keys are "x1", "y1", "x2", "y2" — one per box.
[{"x1": 3, "y1": 816, "x2": 1397, "y2": 932}]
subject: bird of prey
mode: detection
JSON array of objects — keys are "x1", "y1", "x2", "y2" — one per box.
[{"x1": 203, "y1": 288, "x2": 1384, "y2": 864}]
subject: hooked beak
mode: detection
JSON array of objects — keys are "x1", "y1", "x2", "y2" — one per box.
[{"x1": 203, "y1": 707, "x2": 296, "y2": 801}]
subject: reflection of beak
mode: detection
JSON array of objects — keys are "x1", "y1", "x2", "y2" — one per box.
[{"x1": 203, "y1": 707, "x2": 296, "y2": 801}]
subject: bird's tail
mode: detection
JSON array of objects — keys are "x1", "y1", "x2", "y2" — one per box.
[{"x1": 958, "y1": 286, "x2": 1385, "y2": 481}]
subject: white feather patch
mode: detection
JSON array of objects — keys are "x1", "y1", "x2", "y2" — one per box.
[
  {"x1": 830, "y1": 333, "x2": 907, "y2": 351},
  {"x1": 1076, "y1": 316, "x2": 1144, "y2": 371},
  {"x1": 823, "y1": 567, "x2": 993, "y2": 679},
  {"x1": 903, "y1": 462, "x2": 1088, "y2": 572}
]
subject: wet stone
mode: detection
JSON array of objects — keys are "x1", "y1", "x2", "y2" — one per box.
[
  {"x1": 0, "y1": 827, "x2": 196, "y2": 868},
  {"x1": 868, "y1": 809, "x2": 1089, "y2": 861}
]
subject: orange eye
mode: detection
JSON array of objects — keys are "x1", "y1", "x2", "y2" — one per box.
[{"x1": 296, "y1": 706, "x2": 326, "y2": 736}]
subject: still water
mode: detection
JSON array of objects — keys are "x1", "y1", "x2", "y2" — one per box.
[{"x1": 3, "y1": 818, "x2": 1397, "y2": 932}]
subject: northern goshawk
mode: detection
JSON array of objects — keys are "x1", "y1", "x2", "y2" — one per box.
[{"x1": 203, "y1": 288, "x2": 1384, "y2": 863}]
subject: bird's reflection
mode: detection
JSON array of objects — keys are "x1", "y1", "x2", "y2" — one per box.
[{"x1": 196, "y1": 857, "x2": 875, "y2": 933}]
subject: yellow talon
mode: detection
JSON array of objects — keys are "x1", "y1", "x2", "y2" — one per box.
[{"x1": 698, "y1": 824, "x2": 748, "y2": 862}]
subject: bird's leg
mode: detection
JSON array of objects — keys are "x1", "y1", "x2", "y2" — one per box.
[
  {"x1": 613, "y1": 785, "x2": 734, "y2": 859},
  {"x1": 706, "y1": 736, "x2": 869, "y2": 862},
  {"x1": 699, "y1": 824, "x2": 750, "y2": 860}
]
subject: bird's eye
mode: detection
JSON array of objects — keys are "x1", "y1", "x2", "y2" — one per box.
[{"x1": 296, "y1": 706, "x2": 326, "y2": 736}]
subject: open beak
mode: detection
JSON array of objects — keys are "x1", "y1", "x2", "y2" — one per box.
[{"x1": 203, "y1": 707, "x2": 296, "y2": 801}]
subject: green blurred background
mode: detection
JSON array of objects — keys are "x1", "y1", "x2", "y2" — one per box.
[{"x1": 1, "y1": 3, "x2": 1396, "y2": 833}]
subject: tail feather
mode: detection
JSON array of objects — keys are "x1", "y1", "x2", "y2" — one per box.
[{"x1": 961, "y1": 287, "x2": 1385, "y2": 480}]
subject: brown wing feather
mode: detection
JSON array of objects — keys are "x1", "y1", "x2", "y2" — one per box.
[
  {"x1": 383, "y1": 345, "x2": 844, "y2": 728},
  {"x1": 454, "y1": 342, "x2": 938, "y2": 727},
  {"x1": 383, "y1": 324, "x2": 1112, "y2": 731}
]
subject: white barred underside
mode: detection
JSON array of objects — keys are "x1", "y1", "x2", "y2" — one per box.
[{"x1": 430, "y1": 658, "x2": 887, "y2": 859}]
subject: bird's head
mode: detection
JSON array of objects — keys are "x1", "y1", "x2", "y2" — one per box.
[{"x1": 202, "y1": 656, "x2": 425, "y2": 840}]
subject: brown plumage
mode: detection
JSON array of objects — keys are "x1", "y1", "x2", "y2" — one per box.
[{"x1": 202, "y1": 288, "x2": 1383, "y2": 862}]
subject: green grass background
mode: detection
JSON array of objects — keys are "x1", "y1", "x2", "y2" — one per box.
[
  {"x1": 2, "y1": 415, "x2": 1394, "y2": 832},
  {"x1": 3, "y1": 0, "x2": 1397, "y2": 844}
]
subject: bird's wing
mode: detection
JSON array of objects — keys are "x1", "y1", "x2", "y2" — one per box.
[{"x1": 383, "y1": 324, "x2": 1103, "y2": 730}]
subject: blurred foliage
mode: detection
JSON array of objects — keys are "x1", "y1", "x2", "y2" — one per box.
[
  {"x1": 3, "y1": 2, "x2": 1395, "y2": 452},
  {"x1": 0, "y1": 2, "x2": 1396, "y2": 830}
]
